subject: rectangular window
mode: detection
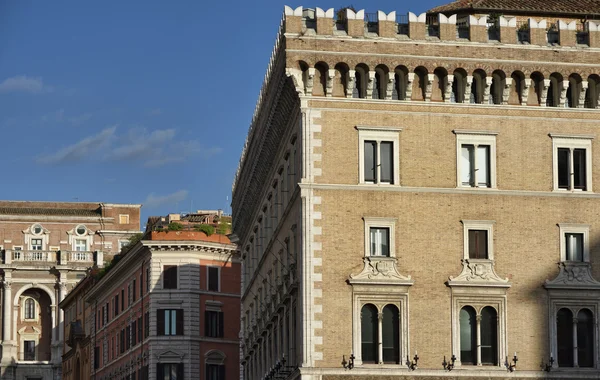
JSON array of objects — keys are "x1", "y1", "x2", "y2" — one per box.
[
  {"x1": 114, "y1": 295, "x2": 119, "y2": 316},
  {"x1": 94, "y1": 346, "x2": 100, "y2": 369},
  {"x1": 31, "y1": 238, "x2": 42, "y2": 250},
  {"x1": 24, "y1": 340, "x2": 35, "y2": 361},
  {"x1": 205, "y1": 310, "x2": 224, "y2": 338},
  {"x1": 565, "y1": 233, "x2": 584, "y2": 261},
  {"x1": 157, "y1": 309, "x2": 183, "y2": 336},
  {"x1": 206, "y1": 364, "x2": 225, "y2": 380},
  {"x1": 119, "y1": 214, "x2": 130, "y2": 224},
  {"x1": 138, "y1": 316, "x2": 143, "y2": 344},
  {"x1": 120, "y1": 329, "x2": 125, "y2": 354},
  {"x1": 208, "y1": 267, "x2": 220, "y2": 292},
  {"x1": 75, "y1": 239, "x2": 88, "y2": 252},
  {"x1": 158, "y1": 363, "x2": 183, "y2": 380},
  {"x1": 144, "y1": 311, "x2": 150, "y2": 338},
  {"x1": 468, "y1": 230, "x2": 488, "y2": 259},
  {"x1": 363, "y1": 140, "x2": 394, "y2": 184},
  {"x1": 552, "y1": 135, "x2": 592, "y2": 191},
  {"x1": 126, "y1": 325, "x2": 131, "y2": 350},
  {"x1": 369, "y1": 227, "x2": 390, "y2": 256},
  {"x1": 460, "y1": 144, "x2": 490, "y2": 187},
  {"x1": 121, "y1": 289, "x2": 125, "y2": 310},
  {"x1": 163, "y1": 266, "x2": 177, "y2": 289},
  {"x1": 132, "y1": 279, "x2": 137, "y2": 302}
]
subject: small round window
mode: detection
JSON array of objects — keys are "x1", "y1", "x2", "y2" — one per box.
[
  {"x1": 32, "y1": 224, "x2": 43, "y2": 235},
  {"x1": 76, "y1": 225, "x2": 87, "y2": 236}
]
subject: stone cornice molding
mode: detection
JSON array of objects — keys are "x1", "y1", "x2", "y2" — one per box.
[
  {"x1": 544, "y1": 261, "x2": 600, "y2": 290},
  {"x1": 348, "y1": 257, "x2": 413, "y2": 286},
  {"x1": 448, "y1": 259, "x2": 510, "y2": 288}
]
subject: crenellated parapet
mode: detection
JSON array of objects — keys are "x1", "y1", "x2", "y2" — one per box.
[{"x1": 283, "y1": 6, "x2": 600, "y2": 48}]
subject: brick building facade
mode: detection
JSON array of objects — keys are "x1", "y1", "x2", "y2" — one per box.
[
  {"x1": 232, "y1": 1, "x2": 600, "y2": 380},
  {"x1": 83, "y1": 223, "x2": 239, "y2": 380},
  {"x1": 0, "y1": 200, "x2": 141, "y2": 380}
]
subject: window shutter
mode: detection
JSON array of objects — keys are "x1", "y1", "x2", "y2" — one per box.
[
  {"x1": 157, "y1": 310, "x2": 164, "y2": 336},
  {"x1": 204, "y1": 310, "x2": 209, "y2": 336},
  {"x1": 176, "y1": 309, "x2": 184, "y2": 335},
  {"x1": 218, "y1": 312, "x2": 224, "y2": 337}
]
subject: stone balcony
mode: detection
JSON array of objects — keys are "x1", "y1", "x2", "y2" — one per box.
[{"x1": 0, "y1": 249, "x2": 102, "y2": 267}]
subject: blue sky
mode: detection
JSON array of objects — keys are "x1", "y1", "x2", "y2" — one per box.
[{"x1": 0, "y1": 0, "x2": 444, "y2": 226}]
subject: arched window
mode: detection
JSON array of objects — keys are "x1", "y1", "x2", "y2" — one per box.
[
  {"x1": 354, "y1": 64, "x2": 369, "y2": 99},
  {"x1": 313, "y1": 62, "x2": 328, "y2": 97},
  {"x1": 585, "y1": 75, "x2": 599, "y2": 109},
  {"x1": 547, "y1": 73, "x2": 563, "y2": 107},
  {"x1": 373, "y1": 65, "x2": 389, "y2": 100},
  {"x1": 471, "y1": 70, "x2": 486, "y2": 104},
  {"x1": 490, "y1": 71, "x2": 505, "y2": 105},
  {"x1": 566, "y1": 75, "x2": 582, "y2": 108},
  {"x1": 452, "y1": 69, "x2": 467, "y2": 103},
  {"x1": 360, "y1": 304, "x2": 378, "y2": 363},
  {"x1": 382, "y1": 305, "x2": 400, "y2": 364},
  {"x1": 510, "y1": 71, "x2": 525, "y2": 105},
  {"x1": 24, "y1": 298, "x2": 36, "y2": 320},
  {"x1": 432, "y1": 68, "x2": 447, "y2": 102},
  {"x1": 557, "y1": 308, "x2": 574, "y2": 367},
  {"x1": 333, "y1": 63, "x2": 349, "y2": 97},
  {"x1": 393, "y1": 66, "x2": 408, "y2": 100},
  {"x1": 460, "y1": 306, "x2": 477, "y2": 364},
  {"x1": 577, "y1": 309, "x2": 594, "y2": 368},
  {"x1": 480, "y1": 307, "x2": 498, "y2": 365},
  {"x1": 530, "y1": 72, "x2": 544, "y2": 106},
  {"x1": 413, "y1": 67, "x2": 428, "y2": 101}
]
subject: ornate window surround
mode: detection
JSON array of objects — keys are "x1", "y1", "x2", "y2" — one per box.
[
  {"x1": 349, "y1": 220, "x2": 413, "y2": 366},
  {"x1": 448, "y1": 219, "x2": 510, "y2": 368},
  {"x1": 21, "y1": 296, "x2": 39, "y2": 322},
  {"x1": 18, "y1": 326, "x2": 40, "y2": 362},
  {"x1": 558, "y1": 223, "x2": 590, "y2": 262},
  {"x1": 67, "y1": 225, "x2": 94, "y2": 251},
  {"x1": 453, "y1": 130, "x2": 498, "y2": 189},
  {"x1": 23, "y1": 223, "x2": 50, "y2": 251}
]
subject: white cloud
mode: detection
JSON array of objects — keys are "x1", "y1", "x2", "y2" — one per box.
[
  {"x1": 144, "y1": 190, "x2": 188, "y2": 209},
  {"x1": 37, "y1": 126, "x2": 117, "y2": 164},
  {"x1": 0, "y1": 75, "x2": 52, "y2": 94}
]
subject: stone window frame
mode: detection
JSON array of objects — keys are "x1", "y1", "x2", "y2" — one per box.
[
  {"x1": 450, "y1": 295, "x2": 508, "y2": 368},
  {"x1": 558, "y1": 223, "x2": 590, "y2": 262},
  {"x1": 547, "y1": 296, "x2": 600, "y2": 370},
  {"x1": 18, "y1": 326, "x2": 41, "y2": 362},
  {"x1": 462, "y1": 220, "x2": 495, "y2": 261},
  {"x1": 363, "y1": 217, "x2": 397, "y2": 258},
  {"x1": 351, "y1": 292, "x2": 410, "y2": 367},
  {"x1": 454, "y1": 130, "x2": 498, "y2": 189},
  {"x1": 207, "y1": 266, "x2": 221, "y2": 292},
  {"x1": 550, "y1": 134, "x2": 594, "y2": 192},
  {"x1": 357, "y1": 126, "x2": 402, "y2": 186},
  {"x1": 21, "y1": 296, "x2": 39, "y2": 322}
]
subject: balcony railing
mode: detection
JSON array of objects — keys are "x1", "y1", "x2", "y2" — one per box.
[
  {"x1": 2, "y1": 249, "x2": 98, "y2": 265},
  {"x1": 17, "y1": 350, "x2": 52, "y2": 362},
  {"x1": 396, "y1": 14, "x2": 408, "y2": 35}
]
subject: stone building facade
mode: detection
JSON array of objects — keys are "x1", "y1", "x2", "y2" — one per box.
[
  {"x1": 0, "y1": 200, "x2": 141, "y2": 380},
  {"x1": 231, "y1": 1, "x2": 600, "y2": 380},
  {"x1": 84, "y1": 227, "x2": 239, "y2": 380}
]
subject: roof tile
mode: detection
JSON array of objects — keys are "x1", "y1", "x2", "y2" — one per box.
[{"x1": 428, "y1": 0, "x2": 600, "y2": 17}]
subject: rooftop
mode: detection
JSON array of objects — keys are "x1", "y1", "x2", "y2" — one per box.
[
  {"x1": 147, "y1": 230, "x2": 232, "y2": 244},
  {"x1": 0, "y1": 206, "x2": 101, "y2": 217},
  {"x1": 428, "y1": 0, "x2": 600, "y2": 17}
]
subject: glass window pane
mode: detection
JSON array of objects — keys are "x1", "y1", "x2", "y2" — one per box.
[
  {"x1": 370, "y1": 228, "x2": 377, "y2": 256},
  {"x1": 364, "y1": 141, "x2": 377, "y2": 182},
  {"x1": 380, "y1": 142, "x2": 393, "y2": 183},
  {"x1": 577, "y1": 309, "x2": 594, "y2": 368},
  {"x1": 557, "y1": 308, "x2": 574, "y2": 367},
  {"x1": 566, "y1": 233, "x2": 584, "y2": 261},
  {"x1": 382, "y1": 305, "x2": 400, "y2": 364},
  {"x1": 361, "y1": 304, "x2": 378, "y2": 363},
  {"x1": 469, "y1": 230, "x2": 488, "y2": 259},
  {"x1": 477, "y1": 145, "x2": 490, "y2": 187},
  {"x1": 558, "y1": 148, "x2": 570, "y2": 189},
  {"x1": 573, "y1": 149, "x2": 586, "y2": 190},
  {"x1": 460, "y1": 307, "x2": 477, "y2": 365},
  {"x1": 461, "y1": 145, "x2": 474, "y2": 186},
  {"x1": 380, "y1": 228, "x2": 389, "y2": 257},
  {"x1": 480, "y1": 307, "x2": 498, "y2": 365}
]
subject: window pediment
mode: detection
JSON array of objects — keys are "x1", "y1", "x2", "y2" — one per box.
[
  {"x1": 545, "y1": 262, "x2": 600, "y2": 290},
  {"x1": 348, "y1": 257, "x2": 413, "y2": 286},
  {"x1": 448, "y1": 259, "x2": 510, "y2": 288}
]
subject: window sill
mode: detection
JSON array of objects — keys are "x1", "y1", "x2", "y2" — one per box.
[
  {"x1": 457, "y1": 186, "x2": 496, "y2": 190},
  {"x1": 553, "y1": 189, "x2": 593, "y2": 193},
  {"x1": 359, "y1": 183, "x2": 399, "y2": 186}
]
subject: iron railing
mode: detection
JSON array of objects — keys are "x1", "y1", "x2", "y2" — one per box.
[{"x1": 397, "y1": 14, "x2": 409, "y2": 35}]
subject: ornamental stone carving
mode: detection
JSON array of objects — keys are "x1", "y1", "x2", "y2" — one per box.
[
  {"x1": 544, "y1": 262, "x2": 600, "y2": 289},
  {"x1": 348, "y1": 257, "x2": 413, "y2": 285},
  {"x1": 448, "y1": 259, "x2": 510, "y2": 287}
]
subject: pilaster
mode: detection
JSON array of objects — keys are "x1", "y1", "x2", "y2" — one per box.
[
  {"x1": 578, "y1": 81, "x2": 589, "y2": 108},
  {"x1": 521, "y1": 78, "x2": 531, "y2": 105}
]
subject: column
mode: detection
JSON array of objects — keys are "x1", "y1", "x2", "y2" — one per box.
[
  {"x1": 2, "y1": 278, "x2": 11, "y2": 342},
  {"x1": 377, "y1": 312, "x2": 384, "y2": 364},
  {"x1": 476, "y1": 314, "x2": 482, "y2": 366},
  {"x1": 573, "y1": 317, "x2": 579, "y2": 367},
  {"x1": 57, "y1": 281, "x2": 67, "y2": 343}
]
